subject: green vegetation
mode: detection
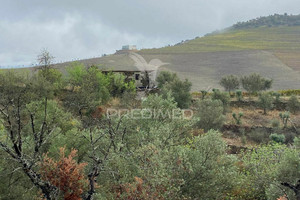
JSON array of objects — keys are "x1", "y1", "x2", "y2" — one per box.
[
  {"x1": 211, "y1": 89, "x2": 230, "y2": 112},
  {"x1": 178, "y1": 131, "x2": 237, "y2": 199},
  {"x1": 1, "y1": 50, "x2": 300, "y2": 200},
  {"x1": 273, "y1": 92, "x2": 281, "y2": 104},
  {"x1": 279, "y1": 112, "x2": 290, "y2": 128},
  {"x1": 195, "y1": 99, "x2": 225, "y2": 131},
  {"x1": 241, "y1": 73, "x2": 273, "y2": 94},
  {"x1": 239, "y1": 144, "x2": 300, "y2": 199},
  {"x1": 219, "y1": 74, "x2": 240, "y2": 93},
  {"x1": 156, "y1": 71, "x2": 178, "y2": 88},
  {"x1": 141, "y1": 26, "x2": 300, "y2": 54},
  {"x1": 200, "y1": 90, "x2": 208, "y2": 100},
  {"x1": 287, "y1": 95, "x2": 300, "y2": 114},
  {"x1": 269, "y1": 133, "x2": 286, "y2": 143},
  {"x1": 233, "y1": 13, "x2": 300, "y2": 29},
  {"x1": 258, "y1": 92, "x2": 274, "y2": 114},
  {"x1": 232, "y1": 112, "x2": 243, "y2": 125},
  {"x1": 236, "y1": 90, "x2": 243, "y2": 101},
  {"x1": 156, "y1": 71, "x2": 192, "y2": 108}
]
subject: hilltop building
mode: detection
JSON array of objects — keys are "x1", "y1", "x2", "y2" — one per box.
[
  {"x1": 122, "y1": 45, "x2": 137, "y2": 50},
  {"x1": 115, "y1": 45, "x2": 138, "y2": 54}
]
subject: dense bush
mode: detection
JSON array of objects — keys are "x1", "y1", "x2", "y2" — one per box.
[
  {"x1": 194, "y1": 99, "x2": 225, "y2": 131},
  {"x1": 269, "y1": 133, "x2": 286, "y2": 143},
  {"x1": 279, "y1": 112, "x2": 290, "y2": 128},
  {"x1": 219, "y1": 74, "x2": 240, "y2": 93},
  {"x1": 156, "y1": 71, "x2": 192, "y2": 108},
  {"x1": 211, "y1": 89, "x2": 230, "y2": 112},
  {"x1": 287, "y1": 95, "x2": 300, "y2": 114},
  {"x1": 177, "y1": 131, "x2": 238, "y2": 199},
  {"x1": 236, "y1": 90, "x2": 243, "y2": 101},
  {"x1": 240, "y1": 73, "x2": 272, "y2": 94},
  {"x1": 156, "y1": 71, "x2": 178, "y2": 88},
  {"x1": 240, "y1": 143, "x2": 300, "y2": 200},
  {"x1": 258, "y1": 92, "x2": 274, "y2": 114}
]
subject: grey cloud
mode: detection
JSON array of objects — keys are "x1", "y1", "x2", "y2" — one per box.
[{"x1": 0, "y1": 0, "x2": 300, "y2": 65}]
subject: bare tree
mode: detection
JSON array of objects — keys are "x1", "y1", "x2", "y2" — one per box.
[
  {"x1": 0, "y1": 71, "x2": 59, "y2": 199},
  {"x1": 82, "y1": 117, "x2": 128, "y2": 200},
  {"x1": 37, "y1": 49, "x2": 54, "y2": 70}
]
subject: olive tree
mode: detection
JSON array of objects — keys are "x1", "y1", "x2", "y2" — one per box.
[
  {"x1": 219, "y1": 74, "x2": 240, "y2": 93},
  {"x1": 258, "y1": 92, "x2": 274, "y2": 114},
  {"x1": 240, "y1": 73, "x2": 273, "y2": 94}
]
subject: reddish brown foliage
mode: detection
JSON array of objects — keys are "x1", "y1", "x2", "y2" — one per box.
[
  {"x1": 277, "y1": 195, "x2": 288, "y2": 200},
  {"x1": 40, "y1": 147, "x2": 88, "y2": 200},
  {"x1": 91, "y1": 106, "x2": 108, "y2": 119}
]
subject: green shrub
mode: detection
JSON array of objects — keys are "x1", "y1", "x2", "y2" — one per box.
[
  {"x1": 269, "y1": 133, "x2": 286, "y2": 143},
  {"x1": 232, "y1": 112, "x2": 243, "y2": 125},
  {"x1": 240, "y1": 73, "x2": 273, "y2": 94},
  {"x1": 270, "y1": 119, "x2": 280, "y2": 128},
  {"x1": 211, "y1": 89, "x2": 230, "y2": 112},
  {"x1": 294, "y1": 137, "x2": 300, "y2": 149},
  {"x1": 284, "y1": 132, "x2": 296, "y2": 144},
  {"x1": 177, "y1": 130, "x2": 238, "y2": 199},
  {"x1": 258, "y1": 92, "x2": 273, "y2": 114},
  {"x1": 195, "y1": 99, "x2": 225, "y2": 132},
  {"x1": 236, "y1": 90, "x2": 243, "y2": 101},
  {"x1": 157, "y1": 71, "x2": 192, "y2": 109},
  {"x1": 272, "y1": 92, "x2": 281, "y2": 104},
  {"x1": 219, "y1": 75, "x2": 240, "y2": 93},
  {"x1": 200, "y1": 90, "x2": 208, "y2": 100},
  {"x1": 279, "y1": 112, "x2": 290, "y2": 128},
  {"x1": 287, "y1": 95, "x2": 300, "y2": 114},
  {"x1": 156, "y1": 71, "x2": 177, "y2": 88}
]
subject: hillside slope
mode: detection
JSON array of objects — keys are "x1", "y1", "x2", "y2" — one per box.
[{"x1": 55, "y1": 14, "x2": 300, "y2": 91}]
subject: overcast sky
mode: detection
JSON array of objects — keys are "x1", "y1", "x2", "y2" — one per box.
[{"x1": 1, "y1": 0, "x2": 300, "y2": 66}]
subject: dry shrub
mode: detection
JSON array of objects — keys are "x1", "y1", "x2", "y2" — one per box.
[{"x1": 40, "y1": 147, "x2": 88, "y2": 200}]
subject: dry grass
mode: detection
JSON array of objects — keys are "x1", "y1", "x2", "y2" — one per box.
[{"x1": 226, "y1": 107, "x2": 300, "y2": 128}]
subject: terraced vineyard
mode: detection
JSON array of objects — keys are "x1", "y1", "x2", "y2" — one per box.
[{"x1": 141, "y1": 26, "x2": 300, "y2": 54}]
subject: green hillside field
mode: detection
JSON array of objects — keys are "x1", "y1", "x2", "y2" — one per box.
[{"x1": 140, "y1": 26, "x2": 300, "y2": 54}]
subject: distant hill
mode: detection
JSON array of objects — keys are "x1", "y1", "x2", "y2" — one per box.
[
  {"x1": 232, "y1": 13, "x2": 300, "y2": 29},
  {"x1": 53, "y1": 14, "x2": 300, "y2": 91}
]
